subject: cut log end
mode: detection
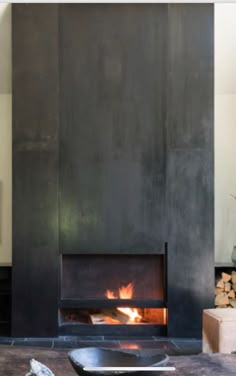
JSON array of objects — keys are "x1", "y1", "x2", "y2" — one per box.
[
  {"x1": 215, "y1": 292, "x2": 229, "y2": 306},
  {"x1": 222, "y1": 272, "x2": 231, "y2": 283}
]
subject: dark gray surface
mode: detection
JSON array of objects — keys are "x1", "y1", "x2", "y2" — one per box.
[
  {"x1": 12, "y1": 5, "x2": 59, "y2": 336},
  {"x1": 167, "y1": 4, "x2": 213, "y2": 149},
  {"x1": 12, "y1": 4, "x2": 214, "y2": 338},
  {"x1": 166, "y1": 4, "x2": 214, "y2": 337},
  {"x1": 167, "y1": 151, "x2": 214, "y2": 337},
  {"x1": 61, "y1": 255, "x2": 164, "y2": 299},
  {"x1": 58, "y1": 324, "x2": 166, "y2": 337},
  {"x1": 12, "y1": 4, "x2": 59, "y2": 149},
  {"x1": 0, "y1": 267, "x2": 11, "y2": 336},
  {"x1": 59, "y1": 4, "x2": 167, "y2": 254}
]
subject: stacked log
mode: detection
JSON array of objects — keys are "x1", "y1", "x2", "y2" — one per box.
[{"x1": 215, "y1": 271, "x2": 236, "y2": 308}]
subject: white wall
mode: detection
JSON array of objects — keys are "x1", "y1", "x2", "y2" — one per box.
[
  {"x1": 215, "y1": 4, "x2": 236, "y2": 262},
  {"x1": 0, "y1": 3, "x2": 12, "y2": 265}
]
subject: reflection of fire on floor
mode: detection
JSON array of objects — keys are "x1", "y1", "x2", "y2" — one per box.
[{"x1": 61, "y1": 308, "x2": 166, "y2": 325}]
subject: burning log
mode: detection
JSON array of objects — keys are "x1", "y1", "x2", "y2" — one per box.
[
  {"x1": 90, "y1": 280, "x2": 144, "y2": 325},
  {"x1": 102, "y1": 308, "x2": 131, "y2": 324},
  {"x1": 90, "y1": 313, "x2": 107, "y2": 325},
  {"x1": 90, "y1": 309, "x2": 130, "y2": 325},
  {"x1": 105, "y1": 282, "x2": 142, "y2": 322}
]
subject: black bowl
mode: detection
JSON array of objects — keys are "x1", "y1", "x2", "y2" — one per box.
[{"x1": 68, "y1": 347, "x2": 169, "y2": 376}]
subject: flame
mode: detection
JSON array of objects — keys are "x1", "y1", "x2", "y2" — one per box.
[
  {"x1": 119, "y1": 282, "x2": 134, "y2": 299},
  {"x1": 106, "y1": 289, "x2": 116, "y2": 299},
  {"x1": 105, "y1": 282, "x2": 142, "y2": 323}
]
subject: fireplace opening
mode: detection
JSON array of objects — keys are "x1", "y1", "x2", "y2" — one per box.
[
  {"x1": 59, "y1": 307, "x2": 167, "y2": 325},
  {"x1": 59, "y1": 253, "x2": 167, "y2": 335}
]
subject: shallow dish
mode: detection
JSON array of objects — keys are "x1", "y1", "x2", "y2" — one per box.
[{"x1": 68, "y1": 347, "x2": 170, "y2": 375}]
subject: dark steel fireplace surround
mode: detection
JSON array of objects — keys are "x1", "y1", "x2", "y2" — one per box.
[
  {"x1": 12, "y1": 4, "x2": 214, "y2": 339},
  {"x1": 59, "y1": 249, "x2": 168, "y2": 336}
]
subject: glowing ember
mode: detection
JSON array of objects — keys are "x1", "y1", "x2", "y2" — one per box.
[{"x1": 105, "y1": 282, "x2": 142, "y2": 323}]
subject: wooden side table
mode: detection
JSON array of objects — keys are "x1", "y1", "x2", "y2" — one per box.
[{"x1": 203, "y1": 308, "x2": 236, "y2": 353}]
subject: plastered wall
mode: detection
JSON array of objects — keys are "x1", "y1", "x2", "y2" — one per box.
[
  {"x1": 0, "y1": 4, "x2": 12, "y2": 265},
  {"x1": 215, "y1": 4, "x2": 236, "y2": 262}
]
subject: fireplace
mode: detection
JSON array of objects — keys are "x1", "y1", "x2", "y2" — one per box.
[
  {"x1": 59, "y1": 251, "x2": 167, "y2": 335},
  {"x1": 12, "y1": 4, "x2": 214, "y2": 338}
]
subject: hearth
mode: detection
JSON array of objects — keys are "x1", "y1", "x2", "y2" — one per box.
[{"x1": 59, "y1": 250, "x2": 167, "y2": 335}]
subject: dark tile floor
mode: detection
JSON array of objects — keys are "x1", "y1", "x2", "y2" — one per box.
[{"x1": 0, "y1": 336, "x2": 202, "y2": 355}]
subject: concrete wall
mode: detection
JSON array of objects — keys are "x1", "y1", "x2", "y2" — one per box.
[
  {"x1": 215, "y1": 4, "x2": 236, "y2": 262},
  {"x1": 0, "y1": 4, "x2": 12, "y2": 265}
]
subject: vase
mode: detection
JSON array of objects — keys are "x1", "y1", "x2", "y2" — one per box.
[{"x1": 231, "y1": 246, "x2": 236, "y2": 265}]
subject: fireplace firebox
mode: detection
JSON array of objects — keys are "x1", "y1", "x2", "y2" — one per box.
[{"x1": 59, "y1": 250, "x2": 167, "y2": 336}]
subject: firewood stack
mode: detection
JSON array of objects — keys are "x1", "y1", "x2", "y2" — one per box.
[{"x1": 215, "y1": 271, "x2": 236, "y2": 308}]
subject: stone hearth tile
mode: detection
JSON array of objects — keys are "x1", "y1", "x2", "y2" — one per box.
[
  {"x1": 63, "y1": 335, "x2": 103, "y2": 341},
  {"x1": 13, "y1": 339, "x2": 53, "y2": 348},
  {"x1": 76, "y1": 341, "x2": 120, "y2": 348},
  {"x1": 104, "y1": 336, "x2": 154, "y2": 341},
  {"x1": 172, "y1": 339, "x2": 202, "y2": 353},
  {"x1": 118, "y1": 340, "x2": 176, "y2": 350},
  {"x1": 54, "y1": 340, "x2": 120, "y2": 349},
  {"x1": 153, "y1": 336, "x2": 176, "y2": 340},
  {"x1": 0, "y1": 337, "x2": 13, "y2": 345},
  {"x1": 25, "y1": 337, "x2": 57, "y2": 341}
]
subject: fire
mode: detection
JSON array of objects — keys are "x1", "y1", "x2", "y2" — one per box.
[
  {"x1": 106, "y1": 290, "x2": 116, "y2": 299},
  {"x1": 105, "y1": 282, "x2": 142, "y2": 323},
  {"x1": 119, "y1": 282, "x2": 134, "y2": 299}
]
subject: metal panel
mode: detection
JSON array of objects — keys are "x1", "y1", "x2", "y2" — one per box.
[
  {"x1": 167, "y1": 4, "x2": 214, "y2": 149},
  {"x1": 167, "y1": 4, "x2": 214, "y2": 338},
  {"x1": 167, "y1": 150, "x2": 214, "y2": 337},
  {"x1": 59, "y1": 4, "x2": 167, "y2": 254},
  {"x1": 12, "y1": 4, "x2": 59, "y2": 336},
  {"x1": 12, "y1": 3, "x2": 214, "y2": 338}
]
